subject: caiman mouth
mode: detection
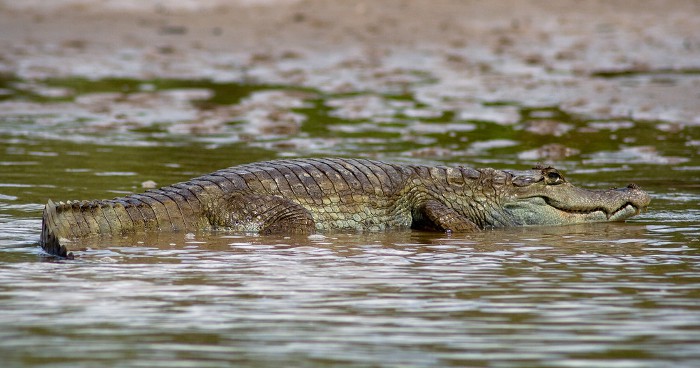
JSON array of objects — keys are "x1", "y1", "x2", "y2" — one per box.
[{"x1": 543, "y1": 198, "x2": 643, "y2": 220}]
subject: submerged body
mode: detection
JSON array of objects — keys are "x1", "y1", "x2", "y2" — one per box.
[{"x1": 41, "y1": 158, "x2": 650, "y2": 257}]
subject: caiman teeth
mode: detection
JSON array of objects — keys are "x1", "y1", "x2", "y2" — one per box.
[{"x1": 610, "y1": 202, "x2": 643, "y2": 217}]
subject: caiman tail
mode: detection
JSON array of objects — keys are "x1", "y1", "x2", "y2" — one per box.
[
  {"x1": 40, "y1": 189, "x2": 210, "y2": 257},
  {"x1": 41, "y1": 200, "x2": 69, "y2": 257},
  {"x1": 41, "y1": 199, "x2": 147, "y2": 258}
]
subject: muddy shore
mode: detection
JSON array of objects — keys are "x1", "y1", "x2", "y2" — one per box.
[{"x1": 1, "y1": 0, "x2": 699, "y2": 127}]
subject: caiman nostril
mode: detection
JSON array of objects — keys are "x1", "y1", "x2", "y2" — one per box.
[{"x1": 627, "y1": 183, "x2": 641, "y2": 190}]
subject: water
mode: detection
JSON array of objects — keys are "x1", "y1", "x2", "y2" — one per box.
[
  {"x1": 1, "y1": 228, "x2": 699, "y2": 367},
  {"x1": 1, "y1": 77, "x2": 699, "y2": 367}
]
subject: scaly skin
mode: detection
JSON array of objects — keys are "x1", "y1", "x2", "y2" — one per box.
[{"x1": 40, "y1": 158, "x2": 651, "y2": 257}]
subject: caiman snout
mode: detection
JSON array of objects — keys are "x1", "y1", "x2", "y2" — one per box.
[
  {"x1": 616, "y1": 183, "x2": 651, "y2": 209},
  {"x1": 623, "y1": 183, "x2": 651, "y2": 211},
  {"x1": 605, "y1": 183, "x2": 651, "y2": 220}
]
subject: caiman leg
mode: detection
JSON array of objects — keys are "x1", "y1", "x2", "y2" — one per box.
[
  {"x1": 206, "y1": 191, "x2": 316, "y2": 234},
  {"x1": 416, "y1": 200, "x2": 479, "y2": 232}
]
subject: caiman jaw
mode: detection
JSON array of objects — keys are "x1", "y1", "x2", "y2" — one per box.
[{"x1": 543, "y1": 197, "x2": 644, "y2": 220}]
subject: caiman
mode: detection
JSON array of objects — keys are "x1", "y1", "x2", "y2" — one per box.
[{"x1": 40, "y1": 158, "x2": 651, "y2": 257}]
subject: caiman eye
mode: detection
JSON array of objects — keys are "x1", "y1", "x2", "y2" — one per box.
[{"x1": 545, "y1": 171, "x2": 564, "y2": 185}]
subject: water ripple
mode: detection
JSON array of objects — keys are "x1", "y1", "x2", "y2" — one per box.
[{"x1": 1, "y1": 224, "x2": 698, "y2": 367}]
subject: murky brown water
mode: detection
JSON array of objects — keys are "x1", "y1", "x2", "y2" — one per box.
[{"x1": 1, "y1": 77, "x2": 699, "y2": 367}]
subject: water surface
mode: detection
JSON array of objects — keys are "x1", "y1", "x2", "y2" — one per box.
[{"x1": 0, "y1": 77, "x2": 699, "y2": 367}]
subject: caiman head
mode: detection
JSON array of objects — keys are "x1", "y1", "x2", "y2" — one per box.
[{"x1": 498, "y1": 166, "x2": 651, "y2": 227}]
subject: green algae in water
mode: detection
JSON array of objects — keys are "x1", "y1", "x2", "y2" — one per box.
[
  {"x1": 42, "y1": 77, "x2": 275, "y2": 106},
  {"x1": 0, "y1": 75, "x2": 697, "y2": 181}
]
